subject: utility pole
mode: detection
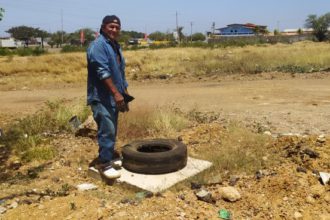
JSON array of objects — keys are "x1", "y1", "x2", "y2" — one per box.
[
  {"x1": 61, "y1": 9, "x2": 64, "y2": 45},
  {"x1": 277, "y1": 20, "x2": 280, "y2": 32},
  {"x1": 176, "y1": 11, "x2": 179, "y2": 42},
  {"x1": 190, "y1": 22, "x2": 193, "y2": 43}
]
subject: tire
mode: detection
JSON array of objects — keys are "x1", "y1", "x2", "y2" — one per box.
[{"x1": 122, "y1": 139, "x2": 187, "y2": 174}]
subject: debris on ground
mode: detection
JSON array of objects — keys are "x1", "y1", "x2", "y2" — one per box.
[
  {"x1": 195, "y1": 189, "x2": 215, "y2": 204},
  {"x1": 218, "y1": 209, "x2": 231, "y2": 220},
  {"x1": 76, "y1": 183, "x2": 98, "y2": 191},
  {"x1": 68, "y1": 115, "x2": 81, "y2": 129},
  {"x1": 135, "y1": 191, "x2": 153, "y2": 200},
  {"x1": 319, "y1": 172, "x2": 330, "y2": 185},
  {"x1": 0, "y1": 206, "x2": 6, "y2": 214}
]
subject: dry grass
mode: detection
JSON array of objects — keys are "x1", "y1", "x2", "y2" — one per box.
[
  {"x1": 118, "y1": 105, "x2": 190, "y2": 141},
  {"x1": 179, "y1": 121, "x2": 277, "y2": 187},
  {"x1": 1, "y1": 99, "x2": 90, "y2": 162},
  {"x1": 0, "y1": 41, "x2": 329, "y2": 90}
]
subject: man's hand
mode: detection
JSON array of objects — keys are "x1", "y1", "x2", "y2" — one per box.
[
  {"x1": 103, "y1": 78, "x2": 127, "y2": 112},
  {"x1": 114, "y1": 92, "x2": 126, "y2": 112}
]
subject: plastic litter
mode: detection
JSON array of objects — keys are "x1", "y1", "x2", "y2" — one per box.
[
  {"x1": 69, "y1": 116, "x2": 81, "y2": 129},
  {"x1": 320, "y1": 172, "x2": 330, "y2": 185},
  {"x1": 76, "y1": 183, "x2": 98, "y2": 191},
  {"x1": 219, "y1": 209, "x2": 231, "y2": 219}
]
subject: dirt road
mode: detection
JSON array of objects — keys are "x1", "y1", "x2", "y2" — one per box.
[{"x1": 1, "y1": 76, "x2": 330, "y2": 134}]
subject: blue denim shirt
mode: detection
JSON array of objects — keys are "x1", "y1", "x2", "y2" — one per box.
[{"x1": 87, "y1": 34, "x2": 128, "y2": 107}]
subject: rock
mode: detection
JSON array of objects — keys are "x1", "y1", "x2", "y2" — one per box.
[
  {"x1": 306, "y1": 195, "x2": 316, "y2": 204},
  {"x1": 296, "y1": 167, "x2": 307, "y2": 173},
  {"x1": 319, "y1": 172, "x2": 330, "y2": 185},
  {"x1": 294, "y1": 211, "x2": 303, "y2": 219},
  {"x1": 302, "y1": 148, "x2": 319, "y2": 158},
  {"x1": 310, "y1": 184, "x2": 326, "y2": 198},
  {"x1": 219, "y1": 186, "x2": 241, "y2": 202},
  {"x1": 255, "y1": 169, "x2": 276, "y2": 179},
  {"x1": 195, "y1": 189, "x2": 215, "y2": 204},
  {"x1": 206, "y1": 174, "x2": 222, "y2": 185},
  {"x1": 76, "y1": 183, "x2": 98, "y2": 191},
  {"x1": 317, "y1": 135, "x2": 326, "y2": 144},
  {"x1": 8, "y1": 201, "x2": 18, "y2": 209},
  {"x1": 21, "y1": 199, "x2": 33, "y2": 205},
  {"x1": 229, "y1": 175, "x2": 240, "y2": 186},
  {"x1": 75, "y1": 115, "x2": 97, "y2": 137},
  {"x1": 191, "y1": 182, "x2": 202, "y2": 190},
  {"x1": 177, "y1": 194, "x2": 185, "y2": 200},
  {"x1": 264, "y1": 131, "x2": 272, "y2": 136},
  {"x1": 0, "y1": 206, "x2": 7, "y2": 214},
  {"x1": 9, "y1": 161, "x2": 22, "y2": 170}
]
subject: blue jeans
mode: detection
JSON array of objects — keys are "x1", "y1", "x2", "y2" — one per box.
[{"x1": 91, "y1": 102, "x2": 118, "y2": 163}]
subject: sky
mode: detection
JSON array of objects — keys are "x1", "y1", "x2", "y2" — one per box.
[{"x1": 0, "y1": 0, "x2": 329, "y2": 37}]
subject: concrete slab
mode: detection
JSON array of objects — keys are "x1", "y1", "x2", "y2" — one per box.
[{"x1": 88, "y1": 157, "x2": 212, "y2": 192}]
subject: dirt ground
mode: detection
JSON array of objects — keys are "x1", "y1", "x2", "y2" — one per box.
[
  {"x1": 1, "y1": 73, "x2": 330, "y2": 135},
  {"x1": 0, "y1": 73, "x2": 330, "y2": 219}
]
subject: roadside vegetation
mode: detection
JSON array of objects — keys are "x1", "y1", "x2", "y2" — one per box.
[
  {"x1": 0, "y1": 99, "x2": 276, "y2": 182},
  {"x1": 0, "y1": 41, "x2": 329, "y2": 90},
  {"x1": 0, "y1": 100, "x2": 89, "y2": 162},
  {"x1": 0, "y1": 47, "x2": 47, "y2": 56}
]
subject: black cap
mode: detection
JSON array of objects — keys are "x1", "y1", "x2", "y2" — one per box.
[{"x1": 102, "y1": 15, "x2": 121, "y2": 27}]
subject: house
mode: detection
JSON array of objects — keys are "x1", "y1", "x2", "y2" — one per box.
[
  {"x1": 215, "y1": 23, "x2": 267, "y2": 36},
  {"x1": 0, "y1": 37, "x2": 17, "y2": 48}
]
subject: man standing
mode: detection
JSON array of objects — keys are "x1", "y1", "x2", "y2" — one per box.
[{"x1": 87, "y1": 15, "x2": 129, "y2": 179}]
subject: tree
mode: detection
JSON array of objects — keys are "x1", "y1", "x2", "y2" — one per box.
[
  {"x1": 50, "y1": 31, "x2": 67, "y2": 48},
  {"x1": 297, "y1": 28, "x2": 303, "y2": 35},
  {"x1": 67, "y1": 28, "x2": 96, "y2": 46},
  {"x1": 177, "y1": 26, "x2": 185, "y2": 42},
  {"x1": 0, "y1": 8, "x2": 4, "y2": 21},
  {"x1": 6, "y1": 26, "x2": 36, "y2": 40},
  {"x1": 305, "y1": 13, "x2": 330, "y2": 42},
  {"x1": 6, "y1": 26, "x2": 49, "y2": 47},
  {"x1": 273, "y1": 29, "x2": 280, "y2": 36},
  {"x1": 191, "y1": 33, "x2": 206, "y2": 41},
  {"x1": 148, "y1": 31, "x2": 166, "y2": 41}
]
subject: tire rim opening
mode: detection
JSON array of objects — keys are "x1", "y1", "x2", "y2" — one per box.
[{"x1": 137, "y1": 144, "x2": 172, "y2": 153}]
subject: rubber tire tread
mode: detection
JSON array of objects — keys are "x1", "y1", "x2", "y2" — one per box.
[{"x1": 122, "y1": 139, "x2": 187, "y2": 174}]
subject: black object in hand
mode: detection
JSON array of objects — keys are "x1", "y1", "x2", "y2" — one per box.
[{"x1": 122, "y1": 93, "x2": 135, "y2": 103}]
